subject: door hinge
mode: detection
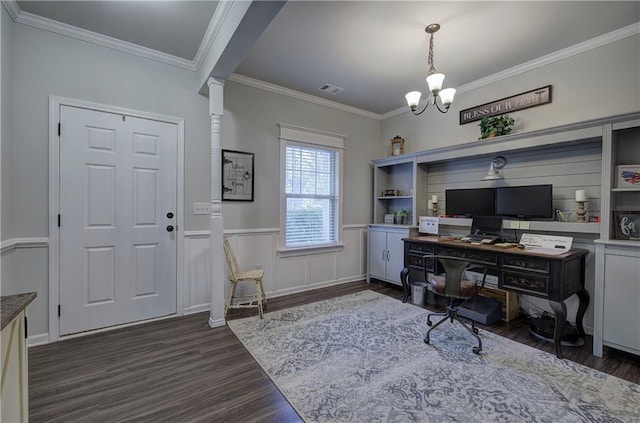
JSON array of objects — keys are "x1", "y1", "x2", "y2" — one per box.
[
  {"x1": 58, "y1": 122, "x2": 61, "y2": 136},
  {"x1": 58, "y1": 304, "x2": 61, "y2": 317},
  {"x1": 58, "y1": 214, "x2": 61, "y2": 227},
  {"x1": 24, "y1": 315, "x2": 28, "y2": 339}
]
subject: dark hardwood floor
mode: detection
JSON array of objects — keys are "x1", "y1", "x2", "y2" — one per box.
[{"x1": 29, "y1": 281, "x2": 640, "y2": 422}]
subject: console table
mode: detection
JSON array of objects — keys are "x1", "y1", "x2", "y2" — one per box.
[{"x1": 400, "y1": 236, "x2": 589, "y2": 359}]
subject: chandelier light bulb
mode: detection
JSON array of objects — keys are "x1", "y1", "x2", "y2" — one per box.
[
  {"x1": 439, "y1": 88, "x2": 456, "y2": 106},
  {"x1": 426, "y1": 73, "x2": 445, "y2": 94},
  {"x1": 405, "y1": 91, "x2": 422, "y2": 109}
]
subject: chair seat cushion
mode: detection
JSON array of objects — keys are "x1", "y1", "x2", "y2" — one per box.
[{"x1": 429, "y1": 275, "x2": 478, "y2": 298}]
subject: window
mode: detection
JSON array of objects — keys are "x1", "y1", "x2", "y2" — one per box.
[
  {"x1": 278, "y1": 124, "x2": 345, "y2": 255},
  {"x1": 285, "y1": 144, "x2": 338, "y2": 246}
]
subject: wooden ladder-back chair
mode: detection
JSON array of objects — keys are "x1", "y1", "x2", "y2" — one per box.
[{"x1": 223, "y1": 239, "x2": 266, "y2": 319}]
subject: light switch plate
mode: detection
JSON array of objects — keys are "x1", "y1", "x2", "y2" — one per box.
[{"x1": 193, "y1": 202, "x2": 211, "y2": 215}]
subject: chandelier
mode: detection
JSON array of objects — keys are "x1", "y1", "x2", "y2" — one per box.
[{"x1": 405, "y1": 23, "x2": 456, "y2": 115}]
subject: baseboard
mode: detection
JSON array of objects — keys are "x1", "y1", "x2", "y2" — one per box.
[
  {"x1": 28, "y1": 333, "x2": 50, "y2": 347},
  {"x1": 209, "y1": 316, "x2": 225, "y2": 328},
  {"x1": 184, "y1": 304, "x2": 210, "y2": 315},
  {"x1": 267, "y1": 276, "x2": 366, "y2": 299}
]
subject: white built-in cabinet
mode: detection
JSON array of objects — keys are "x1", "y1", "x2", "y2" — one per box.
[
  {"x1": 1, "y1": 308, "x2": 29, "y2": 422},
  {"x1": 594, "y1": 118, "x2": 640, "y2": 357},
  {"x1": 368, "y1": 225, "x2": 418, "y2": 285},
  {"x1": 372, "y1": 156, "x2": 427, "y2": 226}
]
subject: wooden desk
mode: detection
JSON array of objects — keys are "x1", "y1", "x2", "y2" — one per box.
[{"x1": 400, "y1": 236, "x2": 589, "y2": 359}]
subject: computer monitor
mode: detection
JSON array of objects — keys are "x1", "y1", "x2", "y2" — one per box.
[
  {"x1": 470, "y1": 215, "x2": 503, "y2": 236},
  {"x1": 445, "y1": 188, "x2": 496, "y2": 216},
  {"x1": 496, "y1": 185, "x2": 554, "y2": 220}
]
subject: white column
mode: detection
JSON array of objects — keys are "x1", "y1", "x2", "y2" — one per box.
[{"x1": 208, "y1": 77, "x2": 226, "y2": 328}]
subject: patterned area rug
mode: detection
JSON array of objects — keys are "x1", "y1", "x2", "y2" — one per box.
[{"x1": 227, "y1": 290, "x2": 640, "y2": 422}]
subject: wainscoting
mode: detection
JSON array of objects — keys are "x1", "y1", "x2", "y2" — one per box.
[
  {"x1": 2, "y1": 225, "x2": 367, "y2": 345},
  {"x1": 183, "y1": 224, "x2": 368, "y2": 315}
]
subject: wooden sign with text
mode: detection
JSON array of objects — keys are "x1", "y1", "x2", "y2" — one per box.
[{"x1": 459, "y1": 85, "x2": 552, "y2": 125}]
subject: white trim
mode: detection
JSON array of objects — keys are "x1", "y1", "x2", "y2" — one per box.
[
  {"x1": 192, "y1": 1, "x2": 235, "y2": 70},
  {"x1": 382, "y1": 23, "x2": 640, "y2": 120},
  {"x1": 266, "y1": 276, "x2": 365, "y2": 299},
  {"x1": 277, "y1": 243, "x2": 345, "y2": 258},
  {"x1": 184, "y1": 304, "x2": 210, "y2": 315},
  {"x1": 1, "y1": 0, "x2": 19, "y2": 20},
  {"x1": 0, "y1": 237, "x2": 49, "y2": 254},
  {"x1": 27, "y1": 333, "x2": 50, "y2": 347},
  {"x1": 209, "y1": 316, "x2": 225, "y2": 328},
  {"x1": 230, "y1": 74, "x2": 381, "y2": 120},
  {"x1": 185, "y1": 226, "x2": 364, "y2": 238},
  {"x1": 277, "y1": 123, "x2": 346, "y2": 149},
  {"x1": 48, "y1": 96, "x2": 186, "y2": 343},
  {"x1": 13, "y1": 11, "x2": 197, "y2": 71}
]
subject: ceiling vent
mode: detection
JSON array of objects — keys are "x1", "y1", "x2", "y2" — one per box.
[{"x1": 318, "y1": 84, "x2": 344, "y2": 95}]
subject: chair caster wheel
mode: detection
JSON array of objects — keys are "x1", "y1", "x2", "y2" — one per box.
[
  {"x1": 472, "y1": 347, "x2": 481, "y2": 354},
  {"x1": 424, "y1": 338, "x2": 430, "y2": 344},
  {"x1": 473, "y1": 327, "x2": 479, "y2": 335}
]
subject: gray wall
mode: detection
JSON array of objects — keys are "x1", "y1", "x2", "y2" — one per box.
[
  {"x1": 220, "y1": 81, "x2": 380, "y2": 229},
  {"x1": 2, "y1": 6, "x2": 13, "y2": 241},
  {"x1": 10, "y1": 22, "x2": 210, "y2": 237},
  {"x1": 382, "y1": 35, "x2": 640, "y2": 152}
]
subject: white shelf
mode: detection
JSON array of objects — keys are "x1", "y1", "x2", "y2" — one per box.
[
  {"x1": 611, "y1": 187, "x2": 640, "y2": 192},
  {"x1": 436, "y1": 217, "x2": 600, "y2": 234},
  {"x1": 377, "y1": 195, "x2": 413, "y2": 200},
  {"x1": 594, "y1": 239, "x2": 640, "y2": 247}
]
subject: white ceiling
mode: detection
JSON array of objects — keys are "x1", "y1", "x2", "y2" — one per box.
[{"x1": 10, "y1": 1, "x2": 640, "y2": 115}]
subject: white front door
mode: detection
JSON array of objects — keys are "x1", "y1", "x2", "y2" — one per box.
[{"x1": 59, "y1": 105, "x2": 177, "y2": 335}]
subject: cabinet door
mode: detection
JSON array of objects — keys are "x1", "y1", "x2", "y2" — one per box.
[
  {"x1": 385, "y1": 231, "x2": 407, "y2": 284},
  {"x1": 369, "y1": 229, "x2": 388, "y2": 279},
  {"x1": 603, "y1": 252, "x2": 640, "y2": 352}
]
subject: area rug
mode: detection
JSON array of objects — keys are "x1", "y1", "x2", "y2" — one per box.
[{"x1": 227, "y1": 290, "x2": 640, "y2": 422}]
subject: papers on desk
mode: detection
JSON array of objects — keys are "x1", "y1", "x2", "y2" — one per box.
[{"x1": 519, "y1": 233, "x2": 573, "y2": 255}]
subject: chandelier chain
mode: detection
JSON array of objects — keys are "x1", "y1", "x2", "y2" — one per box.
[{"x1": 428, "y1": 32, "x2": 437, "y2": 74}]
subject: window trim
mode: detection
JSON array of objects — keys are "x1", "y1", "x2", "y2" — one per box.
[{"x1": 277, "y1": 123, "x2": 345, "y2": 255}]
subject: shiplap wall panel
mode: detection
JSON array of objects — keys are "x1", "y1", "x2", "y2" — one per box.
[{"x1": 424, "y1": 141, "x2": 603, "y2": 218}]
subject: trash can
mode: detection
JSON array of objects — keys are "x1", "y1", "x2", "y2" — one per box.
[{"x1": 411, "y1": 281, "x2": 429, "y2": 306}]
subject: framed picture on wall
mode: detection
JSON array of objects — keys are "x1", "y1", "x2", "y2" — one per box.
[
  {"x1": 612, "y1": 211, "x2": 640, "y2": 241},
  {"x1": 615, "y1": 165, "x2": 640, "y2": 188},
  {"x1": 222, "y1": 149, "x2": 254, "y2": 201}
]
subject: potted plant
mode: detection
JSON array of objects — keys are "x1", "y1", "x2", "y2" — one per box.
[
  {"x1": 394, "y1": 209, "x2": 408, "y2": 224},
  {"x1": 478, "y1": 115, "x2": 515, "y2": 140}
]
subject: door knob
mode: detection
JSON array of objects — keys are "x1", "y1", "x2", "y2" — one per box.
[
  {"x1": 166, "y1": 212, "x2": 174, "y2": 219},
  {"x1": 166, "y1": 225, "x2": 174, "y2": 232}
]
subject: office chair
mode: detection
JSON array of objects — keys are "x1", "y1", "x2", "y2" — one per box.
[
  {"x1": 223, "y1": 239, "x2": 267, "y2": 319},
  {"x1": 422, "y1": 254, "x2": 488, "y2": 354}
]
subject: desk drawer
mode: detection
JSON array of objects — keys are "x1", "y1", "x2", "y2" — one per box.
[
  {"x1": 501, "y1": 270, "x2": 549, "y2": 296},
  {"x1": 502, "y1": 255, "x2": 550, "y2": 274},
  {"x1": 408, "y1": 242, "x2": 435, "y2": 254},
  {"x1": 438, "y1": 247, "x2": 498, "y2": 265},
  {"x1": 408, "y1": 254, "x2": 436, "y2": 272}
]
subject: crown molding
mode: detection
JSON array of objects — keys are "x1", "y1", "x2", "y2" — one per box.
[
  {"x1": 12, "y1": 10, "x2": 197, "y2": 71},
  {"x1": 192, "y1": 0, "x2": 235, "y2": 70},
  {"x1": 381, "y1": 22, "x2": 640, "y2": 121},
  {"x1": 228, "y1": 74, "x2": 383, "y2": 121},
  {"x1": 2, "y1": 0, "x2": 20, "y2": 20}
]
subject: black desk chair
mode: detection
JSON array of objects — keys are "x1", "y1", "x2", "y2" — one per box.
[{"x1": 422, "y1": 254, "x2": 489, "y2": 354}]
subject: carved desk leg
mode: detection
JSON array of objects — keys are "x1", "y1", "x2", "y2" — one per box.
[
  {"x1": 575, "y1": 289, "x2": 590, "y2": 338},
  {"x1": 549, "y1": 300, "x2": 567, "y2": 359},
  {"x1": 400, "y1": 267, "x2": 410, "y2": 303}
]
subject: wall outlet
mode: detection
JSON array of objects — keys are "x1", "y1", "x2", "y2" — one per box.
[{"x1": 193, "y1": 202, "x2": 211, "y2": 215}]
